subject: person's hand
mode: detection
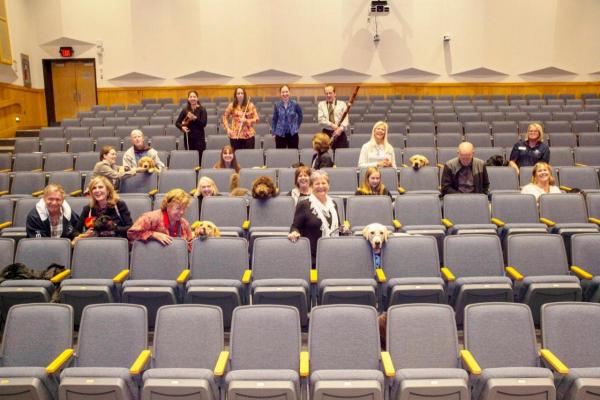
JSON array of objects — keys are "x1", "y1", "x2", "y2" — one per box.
[
  {"x1": 152, "y1": 231, "x2": 173, "y2": 246},
  {"x1": 288, "y1": 231, "x2": 301, "y2": 242},
  {"x1": 333, "y1": 127, "x2": 343, "y2": 137},
  {"x1": 509, "y1": 162, "x2": 520, "y2": 175},
  {"x1": 182, "y1": 126, "x2": 190, "y2": 133}
]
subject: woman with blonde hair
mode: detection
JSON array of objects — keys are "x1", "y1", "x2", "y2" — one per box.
[
  {"x1": 128, "y1": 188, "x2": 195, "y2": 251},
  {"x1": 520, "y1": 161, "x2": 561, "y2": 202},
  {"x1": 73, "y1": 176, "x2": 132, "y2": 242},
  {"x1": 509, "y1": 122, "x2": 550, "y2": 174},
  {"x1": 355, "y1": 166, "x2": 392, "y2": 199},
  {"x1": 358, "y1": 121, "x2": 396, "y2": 168}
]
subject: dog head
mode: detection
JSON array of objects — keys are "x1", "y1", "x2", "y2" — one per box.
[
  {"x1": 362, "y1": 223, "x2": 390, "y2": 254},
  {"x1": 251, "y1": 176, "x2": 279, "y2": 199},
  {"x1": 485, "y1": 155, "x2": 508, "y2": 167},
  {"x1": 191, "y1": 220, "x2": 221, "y2": 239},
  {"x1": 138, "y1": 156, "x2": 157, "y2": 172},
  {"x1": 93, "y1": 215, "x2": 117, "y2": 237},
  {"x1": 408, "y1": 154, "x2": 429, "y2": 170}
]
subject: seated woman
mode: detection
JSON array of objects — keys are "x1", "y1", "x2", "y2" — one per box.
[
  {"x1": 128, "y1": 188, "x2": 196, "y2": 251},
  {"x1": 355, "y1": 166, "x2": 393, "y2": 199},
  {"x1": 73, "y1": 176, "x2": 132, "y2": 243},
  {"x1": 289, "y1": 165, "x2": 312, "y2": 205},
  {"x1": 520, "y1": 161, "x2": 561, "y2": 203},
  {"x1": 311, "y1": 133, "x2": 334, "y2": 170},
  {"x1": 358, "y1": 121, "x2": 396, "y2": 168},
  {"x1": 509, "y1": 123, "x2": 550, "y2": 174},
  {"x1": 213, "y1": 145, "x2": 240, "y2": 172},
  {"x1": 92, "y1": 146, "x2": 138, "y2": 189},
  {"x1": 288, "y1": 170, "x2": 349, "y2": 265},
  {"x1": 194, "y1": 176, "x2": 220, "y2": 207}
]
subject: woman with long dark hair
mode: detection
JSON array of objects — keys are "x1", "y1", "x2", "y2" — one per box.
[
  {"x1": 222, "y1": 87, "x2": 259, "y2": 150},
  {"x1": 176, "y1": 90, "x2": 208, "y2": 159}
]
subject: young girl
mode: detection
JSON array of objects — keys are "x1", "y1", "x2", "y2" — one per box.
[{"x1": 355, "y1": 166, "x2": 393, "y2": 199}]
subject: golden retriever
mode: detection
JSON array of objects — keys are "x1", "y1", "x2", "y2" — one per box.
[
  {"x1": 191, "y1": 220, "x2": 221, "y2": 239},
  {"x1": 408, "y1": 154, "x2": 430, "y2": 170},
  {"x1": 361, "y1": 223, "x2": 390, "y2": 254}
]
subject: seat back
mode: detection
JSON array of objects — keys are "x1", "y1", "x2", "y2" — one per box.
[
  {"x1": 200, "y1": 196, "x2": 247, "y2": 228},
  {"x1": 10, "y1": 172, "x2": 46, "y2": 194},
  {"x1": 11, "y1": 198, "x2": 39, "y2": 227},
  {"x1": 119, "y1": 172, "x2": 158, "y2": 194},
  {"x1": 444, "y1": 235, "x2": 504, "y2": 277},
  {"x1": 235, "y1": 149, "x2": 264, "y2": 168},
  {"x1": 238, "y1": 168, "x2": 277, "y2": 190},
  {"x1": 230, "y1": 305, "x2": 300, "y2": 370},
  {"x1": 569, "y1": 233, "x2": 600, "y2": 276},
  {"x1": 72, "y1": 237, "x2": 129, "y2": 279},
  {"x1": 443, "y1": 193, "x2": 491, "y2": 224},
  {"x1": 464, "y1": 303, "x2": 539, "y2": 368},
  {"x1": 539, "y1": 193, "x2": 589, "y2": 223},
  {"x1": 1, "y1": 304, "x2": 72, "y2": 367},
  {"x1": 507, "y1": 234, "x2": 568, "y2": 276},
  {"x1": 13, "y1": 153, "x2": 43, "y2": 171},
  {"x1": 130, "y1": 238, "x2": 188, "y2": 280},
  {"x1": 316, "y1": 237, "x2": 374, "y2": 281},
  {"x1": 345, "y1": 195, "x2": 394, "y2": 227},
  {"x1": 76, "y1": 304, "x2": 147, "y2": 367},
  {"x1": 48, "y1": 171, "x2": 81, "y2": 195},
  {"x1": 382, "y1": 236, "x2": 440, "y2": 278},
  {"x1": 320, "y1": 167, "x2": 358, "y2": 194},
  {"x1": 558, "y1": 166, "x2": 599, "y2": 191},
  {"x1": 190, "y1": 237, "x2": 248, "y2": 280},
  {"x1": 541, "y1": 302, "x2": 600, "y2": 368},
  {"x1": 398, "y1": 166, "x2": 439, "y2": 193},
  {"x1": 491, "y1": 193, "x2": 540, "y2": 223},
  {"x1": 387, "y1": 304, "x2": 459, "y2": 368},
  {"x1": 121, "y1": 195, "x2": 152, "y2": 222},
  {"x1": 487, "y1": 166, "x2": 519, "y2": 192},
  {"x1": 265, "y1": 149, "x2": 299, "y2": 168},
  {"x1": 169, "y1": 150, "x2": 199, "y2": 169},
  {"x1": 394, "y1": 193, "x2": 443, "y2": 226},
  {"x1": 248, "y1": 196, "x2": 294, "y2": 228},
  {"x1": 309, "y1": 305, "x2": 379, "y2": 371},
  {"x1": 15, "y1": 238, "x2": 71, "y2": 271},
  {"x1": 153, "y1": 305, "x2": 223, "y2": 368},
  {"x1": 0, "y1": 238, "x2": 14, "y2": 269},
  {"x1": 158, "y1": 169, "x2": 197, "y2": 193},
  {"x1": 252, "y1": 237, "x2": 311, "y2": 281}
]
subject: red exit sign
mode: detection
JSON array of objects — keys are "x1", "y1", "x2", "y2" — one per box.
[{"x1": 59, "y1": 47, "x2": 74, "y2": 57}]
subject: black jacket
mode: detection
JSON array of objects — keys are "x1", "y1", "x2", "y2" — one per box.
[
  {"x1": 176, "y1": 106, "x2": 208, "y2": 138},
  {"x1": 75, "y1": 200, "x2": 132, "y2": 238},
  {"x1": 441, "y1": 157, "x2": 489, "y2": 196},
  {"x1": 311, "y1": 152, "x2": 334, "y2": 170},
  {"x1": 26, "y1": 199, "x2": 80, "y2": 239}
]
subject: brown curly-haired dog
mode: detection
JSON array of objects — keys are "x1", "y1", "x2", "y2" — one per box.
[
  {"x1": 251, "y1": 176, "x2": 279, "y2": 199},
  {"x1": 138, "y1": 156, "x2": 158, "y2": 173}
]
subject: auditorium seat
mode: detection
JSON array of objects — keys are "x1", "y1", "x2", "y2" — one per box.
[{"x1": 442, "y1": 194, "x2": 498, "y2": 235}]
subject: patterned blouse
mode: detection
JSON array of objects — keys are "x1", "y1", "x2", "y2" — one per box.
[
  {"x1": 222, "y1": 102, "x2": 259, "y2": 140},
  {"x1": 127, "y1": 209, "x2": 194, "y2": 251}
]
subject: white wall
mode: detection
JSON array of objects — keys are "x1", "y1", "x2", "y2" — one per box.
[{"x1": 5, "y1": 0, "x2": 600, "y2": 88}]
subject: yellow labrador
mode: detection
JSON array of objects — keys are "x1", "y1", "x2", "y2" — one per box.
[{"x1": 362, "y1": 223, "x2": 390, "y2": 254}]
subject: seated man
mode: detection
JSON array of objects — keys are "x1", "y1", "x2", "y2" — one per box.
[
  {"x1": 441, "y1": 142, "x2": 489, "y2": 196},
  {"x1": 26, "y1": 184, "x2": 80, "y2": 239},
  {"x1": 122, "y1": 129, "x2": 166, "y2": 172}
]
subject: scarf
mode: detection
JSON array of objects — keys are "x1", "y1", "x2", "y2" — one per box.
[{"x1": 308, "y1": 194, "x2": 339, "y2": 238}]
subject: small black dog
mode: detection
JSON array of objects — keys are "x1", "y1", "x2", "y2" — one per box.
[
  {"x1": 485, "y1": 155, "x2": 508, "y2": 167},
  {"x1": 93, "y1": 215, "x2": 117, "y2": 237}
]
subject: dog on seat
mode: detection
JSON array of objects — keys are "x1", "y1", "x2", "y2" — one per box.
[
  {"x1": 229, "y1": 173, "x2": 251, "y2": 197},
  {"x1": 191, "y1": 220, "x2": 221, "y2": 239},
  {"x1": 408, "y1": 154, "x2": 430, "y2": 170},
  {"x1": 361, "y1": 223, "x2": 390, "y2": 255},
  {"x1": 485, "y1": 155, "x2": 508, "y2": 167},
  {"x1": 138, "y1": 156, "x2": 159, "y2": 173},
  {"x1": 251, "y1": 176, "x2": 279, "y2": 199}
]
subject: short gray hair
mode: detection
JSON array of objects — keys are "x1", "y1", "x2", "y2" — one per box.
[{"x1": 310, "y1": 170, "x2": 329, "y2": 185}]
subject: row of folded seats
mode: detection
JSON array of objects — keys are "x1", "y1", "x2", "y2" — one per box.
[
  {"x1": 0, "y1": 230, "x2": 599, "y2": 329},
  {"x1": 2, "y1": 300, "x2": 600, "y2": 400}
]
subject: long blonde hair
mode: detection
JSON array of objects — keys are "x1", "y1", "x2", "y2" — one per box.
[
  {"x1": 357, "y1": 166, "x2": 387, "y2": 195},
  {"x1": 87, "y1": 176, "x2": 119, "y2": 208}
]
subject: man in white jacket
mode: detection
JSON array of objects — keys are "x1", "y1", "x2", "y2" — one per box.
[{"x1": 122, "y1": 129, "x2": 166, "y2": 172}]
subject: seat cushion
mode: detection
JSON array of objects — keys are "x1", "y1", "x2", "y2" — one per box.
[
  {"x1": 61, "y1": 366, "x2": 138, "y2": 399},
  {"x1": 251, "y1": 279, "x2": 309, "y2": 291},
  {"x1": 0, "y1": 280, "x2": 54, "y2": 290},
  {"x1": 226, "y1": 369, "x2": 300, "y2": 397},
  {"x1": 122, "y1": 280, "x2": 177, "y2": 288},
  {"x1": 556, "y1": 367, "x2": 600, "y2": 400},
  {"x1": 186, "y1": 279, "x2": 242, "y2": 289},
  {"x1": 310, "y1": 369, "x2": 384, "y2": 390},
  {"x1": 143, "y1": 367, "x2": 218, "y2": 399},
  {"x1": 517, "y1": 275, "x2": 580, "y2": 300},
  {"x1": 393, "y1": 368, "x2": 468, "y2": 400},
  {"x1": 0, "y1": 366, "x2": 56, "y2": 399},
  {"x1": 61, "y1": 279, "x2": 114, "y2": 287},
  {"x1": 471, "y1": 367, "x2": 553, "y2": 400}
]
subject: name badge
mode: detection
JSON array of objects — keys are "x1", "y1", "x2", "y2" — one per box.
[{"x1": 518, "y1": 146, "x2": 526, "y2": 151}]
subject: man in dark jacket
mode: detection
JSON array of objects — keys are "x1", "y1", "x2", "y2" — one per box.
[
  {"x1": 26, "y1": 184, "x2": 80, "y2": 239},
  {"x1": 441, "y1": 142, "x2": 489, "y2": 196}
]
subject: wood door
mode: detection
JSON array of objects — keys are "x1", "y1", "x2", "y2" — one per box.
[
  {"x1": 51, "y1": 62, "x2": 78, "y2": 121},
  {"x1": 75, "y1": 61, "x2": 97, "y2": 113}
]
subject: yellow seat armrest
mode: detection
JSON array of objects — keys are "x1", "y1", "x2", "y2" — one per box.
[
  {"x1": 300, "y1": 351, "x2": 310, "y2": 377},
  {"x1": 112, "y1": 269, "x2": 130, "y2": 283},
  {"x1": 310, "y1": 269, "x2": 318, "y2": 283},
  {"x1": 540, "y1": 349, "x2": 569, "y2": 374},
  {"x1": 540, "y1": 217, "x2": 556, "y2": 227},
  {"x1": 129, "y1": 349, "x2": 151, "y2": 375},
  {"x1": 69, "y1": 189, "x2": 82, "y2": 197},
  {"x1": 440, "y1": 267, "x2": 456, "y2": 282},
  {"x1": 148, "y1": 189, "x2": 159, "y2": 196},
  {"x1": 31, "y1": 168, "x2": 43, "y2": 172},
  {"x1": 393, "y1": 219, "x2": 402, "y2": 229},
  {"x1": 559, "y1": 185, "x2": 573, "y2": 192},
  {"x1": 0, "y1": 221, "x2": 12, "y2": 229},
  {"x1": 460, "y1": 350, "x2": 482, "y2": 375},
  {"x1": 0, "y1": 169, "x2": 10, "y2": 173},
  {"x1": 63, "y1": 168, "x2": 74, "y2": 172},
  {"x1": 189, "y1": 189, "x2": 197, "y2": 196},
  {"x1": 242, "y1": 220, "x2": 250, "y2": 230},
  {"x1": 50, "y1": 269, "x2": 71, "y2": 284},
  {"x1": 570, "y1": 265, "x2": 593, "y2": 280},
  {"x1": 397, "y1": 186, "x2": 406, "y2": 194},
  {"x1": 437, "y1": 163, "x2": 444, "y2": 169},
  {"x1": 214, "y1": 350, "x2": 229, "y2": 376},
  {"x1": 588, "y1": 217, "x2": 600, "y2": 225},
  {"x1": 194, "y1": 166, "x2": 201, "y2": 172},
  {"x1": 241, "y1": 269, "x2": 252, "y2": 284},
  {"x1": 441, "y1": 218, "x2": 454, "y2": 228},
  {"x1": 575, "y1": 163, "x2": 587, "y2": 167},
  {"x1": 401, "y1": 163, "x2": 408, "y2": 168},
  {"x1": 491, "y1": 217, "x2": 505, "y2": 227},
  {"x1": 381, "y1": 351, "x2": 395, "y2": 377},
  {"x1": 0, "y1": 190, "x2": 8, "y2": 196},
  {"x1": 375, "y1": 268, "x2": 387, "y2": 283},
  {"x1": 505, "y1": 266, "x2": 524, "y2": 281},
  {"x1": 32, "y1": 190, "x2": 44, "y2": 197},
  {"x1": 176, "y1": 269, "x2": 191, "y2": 284},
  {"x1": 46, "y1": 348, "x2": 74, "y2": 374}
]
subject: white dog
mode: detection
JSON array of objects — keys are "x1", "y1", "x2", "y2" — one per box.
[{"x1": 362, "y1": 223, "x2": 390, "y2": 255}]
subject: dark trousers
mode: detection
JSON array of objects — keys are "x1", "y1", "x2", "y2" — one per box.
[
  {"x1": 230, "y1": 137, "x2": 256, "y2": 151},
  {"x1": 322, "y1": 129, "x2": 349, "y2": 150},
  {"x1": 186, "y1": 133, "x2": 206, "y2": 162},
  {"x1": 275, "y1": 134, "x2": 299, "y2": 149}
]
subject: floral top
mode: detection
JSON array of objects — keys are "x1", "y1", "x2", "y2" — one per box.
[
  {"x1": 127, "y1": 209, "x2": 194, "y2": 251},
  {"x1": 222, "y1": 102, "x2": 259, "y2": 140}
]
